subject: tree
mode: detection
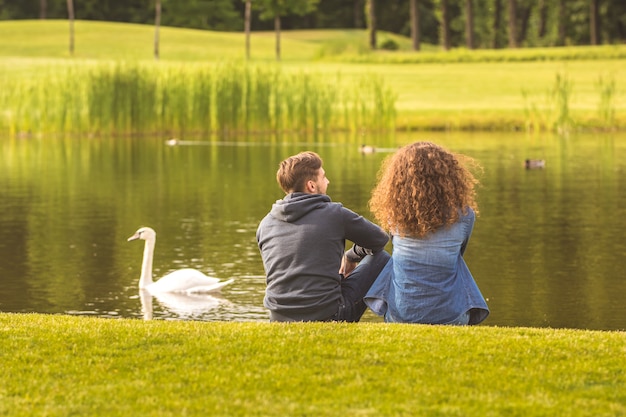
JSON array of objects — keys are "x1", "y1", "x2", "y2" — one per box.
[
  {"x1": 590, "y1": 0, "x2": 600, "y2": 45},
  {"x1": 508, "y1": 0, "x2": 517, "y2": 48},
  {"x1": 604, "y1": 0, "x2": 626, "y2": 43},
  {"x1": 353, "y1": 0, "x2": 363, "y2": 28},
  {"x1": 465, "y1": 0, "x2": 474, "y2": 49},
  {"x1": 366, "y1": 0, "x2": 377, "y2": 49},
  {"x1": 5, "y1": 0, "x2": 626, "y2": 48},
  {"x1": 40, "y1": 0, "x2": 47, "y2": 19},
  {"x1": 410, "y1": 0, "x2": 420, "y2": 50},
  {"x1": 537, "y1": 0, "x2": 547, "y2": 39},
  {"x1": 67, "y1": 0, "x2": 74, "y2": 56},
  {"x1": 161, "y1": 0, "x2": 241, "y2": 31},
  {"x1": 154, "y1": 0, "x2": 161, "y2": 60},
  {"x1": 492, "y1": 0, "x2": 503, "y2": 48},
  {"x1": 253, "y1": 0, "x2": 319, "y2": 61},
  {"x1": 244, "y1": 0, "x2": 251, "y2": 60},
  {"x1": 516, "y1": 1, "x2": 533, "y2": 46},
  {"x1": 557, "y1": 0, "x2": 566, "y2": 46},
  {"x1": 441, "y1": 0, "x2": 450, "y2": 50}
]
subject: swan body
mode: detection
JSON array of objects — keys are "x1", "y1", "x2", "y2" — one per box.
[
  {"x1": 128, "y1": 227, "x2": 233, "y2": 294},
  {"x1": 360, "y1": 144, "x2": 398, "y2": 154},
  {"x1": 165, "y1": 138, "x2": 211, "y2": 146}
]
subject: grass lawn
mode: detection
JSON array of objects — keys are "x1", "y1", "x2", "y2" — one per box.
[
  {"x1": 1, "y1": 313, "x2": 625, "y2": 416},
  {"x1": 0, "y1": 20, "x2": 625, "y2": 131}
]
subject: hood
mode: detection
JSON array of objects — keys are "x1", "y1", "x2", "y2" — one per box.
[{"x1": 270, "y1": 193, "x2": 332, "y2": 222}]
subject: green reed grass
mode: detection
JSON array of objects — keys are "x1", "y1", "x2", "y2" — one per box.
[
  {"x1": 0, "y1": 62, "x2": 396, "y2": 137},
  {"x1": 522, "y1": 72, "x2": 578, "y2": 133},
  {"x1": 596, "y1": 75, "x2": 617, "y2": 129},
  {"x1": 552, "y1": 72, "x2": 574, "y2": 133},
  {"x1": 522, "y1": 73, "x2": 617, "y2": 133},
  {"x1": 521, "y1": 88, "x2": 543, "y2": 132}
]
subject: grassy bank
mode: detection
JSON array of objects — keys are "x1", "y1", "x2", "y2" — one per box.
[
  {"x1": 1, "y1": 313, "x2": 624, "y2": 416},
  {"x1": 0, "y1": 20, "x2": 625, "y2": 133}
]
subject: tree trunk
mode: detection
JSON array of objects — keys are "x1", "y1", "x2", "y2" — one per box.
[
  {"x1": 274, "y1": 15, "x2": 281, "y2": 61},
  {"x1": 517, "y1": 4, "x2": 532, "y2": 46},
  {"x1": 366, "y1": 0, "x2": 377, "y2": 49},
  {"x1": 410, "y1": 0, "x2": 420, "y2": 51},
  {"x1": 508, "y1": 0, "x2": 517, "y2": 48},
  {"x1": 441, "y1": 0, "x2": 450, "y2": 50},
  {"x1": 245, "y1": 0, "x2": 251, "y2": 60},
  {"x1": 590, "y1": 0, "x2": 600, "y2": 45},
  {"x1": 465, "y1": 0, "x2": 474, "y2": 49},
  {"x1": 40, "y1": 0, "x2": 47, "y2": 19},
  {"x1": 492, "y1": 0, "x2": 502, "y2": 48},
  {"x1": 537, "y1": 0, "x2": 547, "y2": 39},
  {"x1": 154, "y1": 0, "x2": 161, "y2": 60},
  {"x1": 557, "y1": 0, "x2": 566, "y2": 46},
  {"x1": 67, "y1": 0, "x2": 74, "y2": 56}
]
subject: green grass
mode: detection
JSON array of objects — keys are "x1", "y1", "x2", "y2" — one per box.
[
  {"x1": 0, "y1": 62, "x2": 397, "y2": 136},
  {"x1": 0, "y1": 19, "x2": 625, "y2": 132},
  {"x1": 1, "y1": 313, "x2": 625, "y2": 416}
]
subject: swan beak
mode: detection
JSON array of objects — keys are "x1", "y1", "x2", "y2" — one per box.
[{"x1": 127, "y1": 233, "x2": 140, "y2": 242}]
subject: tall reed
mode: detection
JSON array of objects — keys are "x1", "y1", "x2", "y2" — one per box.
[
  {"x1": 522, "y1": 72, "x2": 575, "y2": 133},
  {"x1": 0, "y1": 62, "x2": 396, "y2": 138},
  {"x1": 521, "y1": 88, "x2": 545, "y2": 132},
  {"x1": 552, "y1": 72, "x2": 573, "y2": 133},
  {"x1": 596, "y1": 75, "x2": 616, "y2": 129}
]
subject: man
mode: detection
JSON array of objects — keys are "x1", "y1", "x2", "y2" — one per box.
[{"x1": 256, "y1": 151, "x2": 390, "y2": 322}]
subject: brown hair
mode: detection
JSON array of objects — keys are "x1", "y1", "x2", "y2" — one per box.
[
  {"x1": 276, "y1": 151, "x2": 323, "y2": 193},
  {"x1": 369, "y1": 142, "x2": 480, "y2": 237}
]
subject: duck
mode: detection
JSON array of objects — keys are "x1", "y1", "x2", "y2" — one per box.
[
  {"x1": 127, "y1": 226, "x2": 234, "y2": 294},
  {"x1": 525, "y1": 159, "x2": 546, "y2": 169}
]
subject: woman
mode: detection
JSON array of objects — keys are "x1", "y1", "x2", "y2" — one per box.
[{"x1": 365, "y1": 142, "x2": 489, "y2": 325}]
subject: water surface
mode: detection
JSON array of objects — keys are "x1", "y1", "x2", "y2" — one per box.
[{"x1": 1, "y1": 132, "x2": 625, "y2": 330}]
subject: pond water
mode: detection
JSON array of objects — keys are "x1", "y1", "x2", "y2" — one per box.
[{"x1": 1, "y1": 131, "x2": 625, "y2": 330}]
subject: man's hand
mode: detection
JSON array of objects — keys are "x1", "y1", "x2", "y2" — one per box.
[{"x1": 339, "y1": 255, "x2": 358, "y2": 278}]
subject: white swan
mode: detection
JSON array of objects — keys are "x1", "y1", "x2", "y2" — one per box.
[{"x1": 127, "y1": 226, "x2": 234, "y2": 294}]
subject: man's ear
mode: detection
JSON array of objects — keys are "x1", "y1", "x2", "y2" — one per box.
[{"x1": 306, "y1": 180, "x2": 316, "y2": 193}]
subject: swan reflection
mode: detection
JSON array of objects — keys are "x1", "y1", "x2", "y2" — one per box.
[{"x1": 139, "y1": 289, "x2": 231, "y2": 320}]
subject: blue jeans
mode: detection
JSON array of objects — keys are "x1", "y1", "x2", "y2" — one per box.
[{"x1": 332, "y1": 251, "x2": 391, "y2": 322}]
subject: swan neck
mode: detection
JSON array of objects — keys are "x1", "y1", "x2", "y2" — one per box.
[{"x1": 139, "y1": 238, "x2": 155, "y2": 289}]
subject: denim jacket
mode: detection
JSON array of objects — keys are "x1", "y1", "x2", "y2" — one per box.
[{"x1": 365, "y1": 208, "x2": 489, "y2": 325}]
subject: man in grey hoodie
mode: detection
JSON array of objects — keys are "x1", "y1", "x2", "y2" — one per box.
[{"x1": 256, "y1": 151, "x2": 390, "y2": 322}]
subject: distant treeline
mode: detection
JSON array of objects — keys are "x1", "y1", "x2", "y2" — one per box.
[{"x1": 3, "y1": 0, "x2": 625, "y2": 49}]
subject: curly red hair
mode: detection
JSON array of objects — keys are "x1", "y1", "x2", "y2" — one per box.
[{"x1": 369, "y1": 142, "x2": 480, "y2": 237}]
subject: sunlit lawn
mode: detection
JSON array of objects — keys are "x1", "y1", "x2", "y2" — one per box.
[
  {"x1": 1, "y1": 313, "x2": 625, "y2": 416},
  {"x1": 0, "y1": 19, "x2": 625, "y2": 130}
]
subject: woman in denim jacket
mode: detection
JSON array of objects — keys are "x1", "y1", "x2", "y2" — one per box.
[{"x1": 364, "y1": 142, "x2": 489, "y2": 325}]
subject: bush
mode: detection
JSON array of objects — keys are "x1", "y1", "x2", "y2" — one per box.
[{"x1": 379, "y1": 38, "x2": 400, "y2": 51}]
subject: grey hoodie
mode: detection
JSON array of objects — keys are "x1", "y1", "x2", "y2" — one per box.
[{"x1": 256, "y1": 193, "x2": 389, "y2": 321}]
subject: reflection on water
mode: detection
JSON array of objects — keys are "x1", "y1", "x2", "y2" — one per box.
[
  {"x1": 1, "y1": 132, "x2": 626, "y2": 330},
  {"x1": 139, "y1": 289, "x2": 230, "y2": 321}
]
